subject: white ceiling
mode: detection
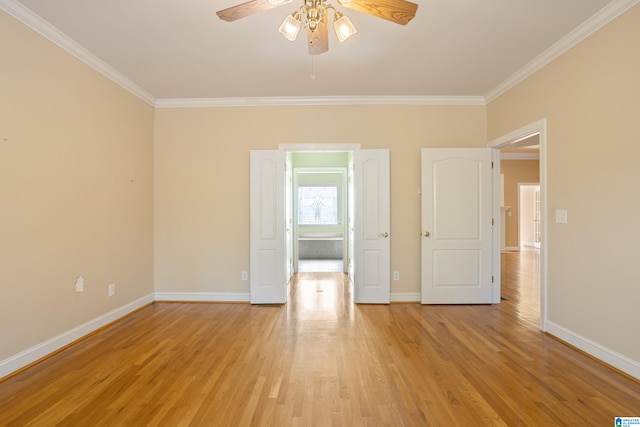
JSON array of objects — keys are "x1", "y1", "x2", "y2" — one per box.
[{"x1": 3, "y1": 0, "x2": 624, "y2": 102}]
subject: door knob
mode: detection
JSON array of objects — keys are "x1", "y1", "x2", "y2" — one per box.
[
  {"x1": 423, "y1": 231, "x2": 430, "y2": 237},
  {"x1": 380, "y1": 232, "x2": 389, "y2": 238}
]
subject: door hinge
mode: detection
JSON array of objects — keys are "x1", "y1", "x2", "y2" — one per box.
[
  {"x1": 491, "y1": 275, "x2": 494, "y2": 283},
  {"x1": 492, "y1": 218, "x2": 494, "y2": 226},
  {"x1": 491, "y1": 161, "x2": 494, "y2": 169}
]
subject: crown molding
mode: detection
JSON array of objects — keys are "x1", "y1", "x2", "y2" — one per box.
[
  {"x1": 0, "y1": 0, "x2": 156, "y2": 106},
  {"x1": 485, "y1": 0, "x2": 640, "y2": 103},
  {"x1": 4, "y1": 0, "x2": 637, "y2": 109},
  {"x1": 154, "y1": 95, "x2": 486, "y2": 108}
]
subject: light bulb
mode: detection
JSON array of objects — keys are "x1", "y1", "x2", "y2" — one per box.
[
  {"x1": 279, "y1": 12, "x2": 302, "y2": 41},
  {"x1": 333, "y1": 12, "x2": 357, "y2": 43}
]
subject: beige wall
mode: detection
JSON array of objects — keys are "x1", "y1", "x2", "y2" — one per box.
[
  {"x1": 501, "y1": 160, "x2": 540, "y2": 248},
  {"x1": 154, "y1": 105, "x2": 487, "y2": 296},
  {"x1": 488, "y1": 5, "x2": 640, "y2": 362},
  {"x1": 0, "y1": 12, "x2": 155, "y2": 360},
  {"x1": 5, "y1": 0, "x2": 639, "y2": 378}
]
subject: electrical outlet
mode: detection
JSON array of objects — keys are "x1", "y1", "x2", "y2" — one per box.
[
  {"x1": 241, "y1": 271, "x2": 248, "y2": 281},
  {"x1": 108, "y1": 283, "x2": 115, "y2": 297},
  {"x1": 393, "y1": 271, "x2": 400, "y2": 281},
  {"x1": 555, "y1": 209, "x2": 568, "y2": 224},
  {"x1": 75, "y1": 276, "x2": 84, "y2": 293}
]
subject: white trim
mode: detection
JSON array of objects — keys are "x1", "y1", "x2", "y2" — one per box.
[
  {"x1": 488, "y1": 118, "x2": 547, "y2": 332},
  {"x1": 546, "y1": 321, "x2": 640, "y2": 380},
  {"x1": 390, "y1": 292, "x2": 421, "y2": 302},
  {"x1": 488, "y1": 120, "x2": 546, "y2": 148},
  {"x1": 279, "y1": 143, "x2": 361, "y2": 152},
  {"x1": 4, "y1": 0, "x2": 637, "y2": 108},
  {"x1": 500, "y1": 152, "x2": 540, "y2": 160},
  {"x1": 154, "y1": 292, "x2": 250, "y2": 302},
  {"x1": 491, "y1": 149, "x2": 502, "y2": 303},
  {"x1": 0, "y1": 0, "x2": 156, "y2": 106},
  {"x1": 485, "y1": 0, "x2": 640, "y2": 102},
  {"x1": 155, "y1": 96, "x2": 486, "y2": 109},
  {"x1": 0, "y1": 293, "x2": 154, "y2": 380}
]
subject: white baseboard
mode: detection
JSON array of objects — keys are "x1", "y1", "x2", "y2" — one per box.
[
  {"x1": 546, "y1": 321, "x2": 640, "y2": 380},
  {"x1": 154, "y1": 292, "x2": 250, "y2": 302},
  {"x1": 390, "y1": 292, "x2": 421, "y2": 302},
  {"x1": 0, "y1": 293, "x2": 154, "y2": 380},
  {"x1": 156, "y1": 291, "x2": 419, "y2": 303}
]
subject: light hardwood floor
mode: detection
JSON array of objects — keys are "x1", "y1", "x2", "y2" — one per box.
[{"x1": 1, "y1": 250, "x2": 639, "y2": 426}]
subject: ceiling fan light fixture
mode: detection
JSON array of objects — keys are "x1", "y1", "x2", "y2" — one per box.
[
  {"x1": 279, "y1": 11, "x2": 302, "y2": 41},
  {"x1": 333, "y1": 11, "x2": 357, "y2": 43}
]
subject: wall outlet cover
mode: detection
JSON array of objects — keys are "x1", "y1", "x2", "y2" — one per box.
[
  {"x1": 555, "y1": 209, "x2": 568, "y2": 224},
  {"x1": 75, "y1": 276, "x2": 84, "y2": 293}
]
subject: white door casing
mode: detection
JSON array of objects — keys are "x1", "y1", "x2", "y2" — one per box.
[
  {"x1": 250, "y1": 150, "x2": 287, "y2": 304},
  {"x1": 353, "y1": 149, "x2": 391, "y2": 304},
  {"x1": 421, "y1": 148, "x2": 494, "y2": 304}
]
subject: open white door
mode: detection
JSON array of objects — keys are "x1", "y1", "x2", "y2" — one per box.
[
  {"x1": 250, "y1": 150, "x2": 287, "y2": 304},
  {"x1": 285, "y1": 153, "x2": 293, "y2": 281},
  {"x1": 347, "y1": 155, "x2": 355, "y2": 280},
  {"x1": 421, "y1": 148, "x2": 494, "y2": 304},
  {"x1": 353, "y1": 149, "x2": 390, "y2": 304}
]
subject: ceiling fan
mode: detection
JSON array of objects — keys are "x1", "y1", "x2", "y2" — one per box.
[{"x1": 216, "y1": 0, "x2": 418, "y2": 55}]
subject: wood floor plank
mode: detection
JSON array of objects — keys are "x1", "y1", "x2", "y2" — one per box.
[{"x1": 1, "y1": 249, "x2": 639, "y2": 425}]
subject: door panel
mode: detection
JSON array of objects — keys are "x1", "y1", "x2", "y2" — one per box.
[
  {"x1": 421, "y1": 148, "x2": 493, "y2": 304},
  {"x1": 348, "y1": 156, "x2": 355, "y2": 280},
  {"x1": 354, "y1": 149, "x2": 390, "y2": 304},
  {"x1": 250, "y1": 150, "x2": 286, "y2": 304},
  {"x1": 285, "y1": 154, "x2": 293, "y2": 280}
]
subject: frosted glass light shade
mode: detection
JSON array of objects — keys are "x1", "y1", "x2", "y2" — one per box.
[
  {"x1": 334, "y1": 13, "x2": 357, "y2": 43},
  {"x1": 268, "y1": 0, "x2": 292, "y2": 5},
  {"x1": 279, "y1": 13, "x2": 302, "y2": 41}
]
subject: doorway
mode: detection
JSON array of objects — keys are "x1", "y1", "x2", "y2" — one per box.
[
  {"x1": 292, "y1": 164, "x2": 349, "y2": 274},
  {"x1": 250, "y1": 144, "x2": 391, "y2": 304},
  {"x1": 489, "y1": 119, "x2": 546, "y2": 331}
]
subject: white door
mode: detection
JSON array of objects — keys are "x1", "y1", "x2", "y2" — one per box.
[
  {"x1": 285, "y1": 154, "x2": 293, "y2": 280},
  {"x1": 347, "y1": 155, "x2": 355, "y2": 280},
  {"x1": 353, "y1": 149, "x2": 391, "y2": 304},
  {"x1": 250, "y1": 150, "x2": 287, "y2": 304},
  {"x1": 421, "y1": 148, "x2": 494, "y2": 304}
]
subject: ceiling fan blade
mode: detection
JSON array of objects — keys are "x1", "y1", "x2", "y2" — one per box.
[
  {"x1": 217, "y1": 0, "x2": 281, "y2": 22},
  {"x1": 338, "y1": 0, "x2": 418, "y2": 25},
  {"x1": 308, "y1": 12, "x2": 329, "y2": 55}
]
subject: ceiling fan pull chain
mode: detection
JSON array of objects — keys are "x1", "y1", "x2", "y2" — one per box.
[{"x1": 310, "y1": 55, "x2": 316, "y2": 80}]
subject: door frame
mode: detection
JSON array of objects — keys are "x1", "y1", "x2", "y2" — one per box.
[
  {"x1": 487, "y1": 119, "x2": 547, "y2": 332},
  {"x1": 280, "y1": 144, "x2": 360, "y2": 286}
]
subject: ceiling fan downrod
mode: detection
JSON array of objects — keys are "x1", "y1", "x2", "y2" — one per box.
[{"x1": 303, "y1": 0, "x2": 328, "y2": 33}]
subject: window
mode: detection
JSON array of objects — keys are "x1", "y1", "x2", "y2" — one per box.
[{"x1": 298, "y1": 186, "x2": 339, "y2": 225}]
